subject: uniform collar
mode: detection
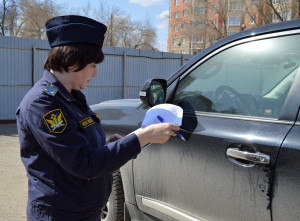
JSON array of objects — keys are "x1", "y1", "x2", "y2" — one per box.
[{"x1": 43, "y1": 70, "x2": 80, "y2": 102}]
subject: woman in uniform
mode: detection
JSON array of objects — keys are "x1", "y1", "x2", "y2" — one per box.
[{"x1": 16, "y1": 15, "x2": 179, "y2": 221}]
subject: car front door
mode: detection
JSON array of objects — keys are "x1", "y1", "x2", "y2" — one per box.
[{"x1": 133, "y1": 31, "x2": 300, "y2": 221}]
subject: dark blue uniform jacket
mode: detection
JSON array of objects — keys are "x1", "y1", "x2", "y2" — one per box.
[{"x1": 16, "y1": 70, "x2": 141, "y2": 220}]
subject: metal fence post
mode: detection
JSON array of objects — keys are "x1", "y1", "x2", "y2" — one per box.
[
  {"x1": 123, "y1": 52, "x2": 127, "y2": 99},
  {"x1": 32, "y1": 44, "x2": 37, "y2": 86}
]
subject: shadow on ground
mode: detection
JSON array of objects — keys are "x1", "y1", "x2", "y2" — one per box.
[{"x1": 0, "y1": 123, "x2": 18, "y2": 136}]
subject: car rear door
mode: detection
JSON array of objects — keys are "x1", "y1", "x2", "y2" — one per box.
[
  {"x1": 271, "y1": 70, "x2": 300, "y2": 221},
  {"x1": 132, "y1": 31, "x2": 300, "y2": 221}
]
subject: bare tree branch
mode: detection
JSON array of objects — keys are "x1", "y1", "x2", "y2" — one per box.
[{"x1": 93, "y1": 3, "x2": 156, "y2": 50}]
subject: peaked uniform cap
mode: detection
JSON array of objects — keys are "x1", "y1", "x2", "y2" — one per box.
[{"x1": 45, "y1": 15, "x2": 107, "y2": 48}]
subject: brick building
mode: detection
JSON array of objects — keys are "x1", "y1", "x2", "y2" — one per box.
[
  {"x1": 168, "y1": 0, "x2": 299, "y2": 54},
  {"x1": 168, "y1": 0, "x2": 192, "y2": 54}
]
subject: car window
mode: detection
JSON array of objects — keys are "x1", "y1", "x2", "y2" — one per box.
[{"x1": 173, "y1": 34, "x2": 300, "y2": 119}]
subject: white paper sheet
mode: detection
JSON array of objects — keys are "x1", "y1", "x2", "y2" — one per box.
[{"x1": 141, "y1": 103, "x2": 183, "y2": 128}]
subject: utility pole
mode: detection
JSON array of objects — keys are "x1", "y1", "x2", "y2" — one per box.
[{"x1": 110, "y1": 14, "x2": 113, "y2": 46}]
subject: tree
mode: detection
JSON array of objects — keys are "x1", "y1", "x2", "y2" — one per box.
[
  {"x1": 82, "y1": 1, "x2": 91, "y2": 17},
  {"x1": 0, "y1": 0, "x2": 17, "y2": 36},
  {"x1": 1, "y1": 0, "x2": 157, "y2": 50},
  {"x1": 180, "y1": 0, "x2": 299, "y2": 53},
  {"x1": 179, "y1": 0, "x2": 233, "y2": 52},
  {"x1": 93, "y1": 2, "x2": 156, "y2": 50},
  {"x1": 5, "y1": 0, "x2": 17, "y2": 36},
  {"x1": 134, "y1": 19, "x2": 156, "y2": 50},
  {"x1": 17, "y1": 0, "x2": 60, "y2": 39},
  {"x1": 126, "y1": 19, "x2": 156, "y2": 50},
  {"x1": 246, "y1": 0, "x2": 299, "y2": 26},
  {"x1": 205, "y1": 0, "x2": 230, "y2": 44},
  {"x1": 1, "y1": 0, "x2": 61, "y2": 38}
]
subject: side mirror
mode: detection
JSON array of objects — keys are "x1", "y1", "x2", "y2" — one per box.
[{"x1": 139, "y1": 79, "x2": 167, "y2": 107}]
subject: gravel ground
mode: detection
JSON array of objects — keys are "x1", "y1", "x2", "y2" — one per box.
[{"x1": 0, "y1": 123, "x2": 27, "y2": 221}]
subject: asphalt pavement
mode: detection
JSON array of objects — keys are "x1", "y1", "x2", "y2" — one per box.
[{"x1": 0, "y1": 123, "x2": 27, "y2": 221}]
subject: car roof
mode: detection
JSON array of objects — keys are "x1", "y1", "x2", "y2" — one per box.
[{"x1": 167, "y1": 19, "x2": 300, "y2": 84}]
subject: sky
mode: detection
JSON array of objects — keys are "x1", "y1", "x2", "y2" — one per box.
[{"x1": 56, "y1": 0, "x2": 170, "y2": 51}]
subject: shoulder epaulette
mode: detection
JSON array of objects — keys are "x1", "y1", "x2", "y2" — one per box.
[{"x1": 43, "y1": 83, "x2": 58, "y2": 97}]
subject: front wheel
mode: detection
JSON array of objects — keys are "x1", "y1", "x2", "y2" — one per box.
[{"x1": 101, "y1": 170, "x2": 125, "y2": 221}]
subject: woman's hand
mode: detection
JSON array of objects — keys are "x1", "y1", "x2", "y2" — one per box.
[
  {"x1": 134, "y1": 123, "x2": 180, "y2": 148},
  {"x1": 106, "y1": 134, "x2": 123, "y2": 143}
]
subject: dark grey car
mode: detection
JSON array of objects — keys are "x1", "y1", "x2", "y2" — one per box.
[{"x1": 92, "y1": 19, "x2": 300, "y2": 221}]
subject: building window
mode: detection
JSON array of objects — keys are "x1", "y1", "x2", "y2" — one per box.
[
  {"x1": 212, "y1": 19, "x2": 216, "y2": 27},
  {"x1": 212, "y1": 6, "x2": 218, "y2": 12},
  {"x1": 175, "y1": 12, "x2": 179, "y2": 19},
  {"x1": 181, "y1": 50, "x2": 186, "y2": 54},
  {"x1": 173, "y1": 37, "x2": 178, "y2": 45},
  {"x1": 282, "y1": 11, "x2": 290, "y2": 20},
  {"x1": 272, "y1": 0, "x2": 279, "y2": 3},
  {"x1": 181, "y1": 23, "x2": 187, "y2": 30},
  {"x1": 250, "y1": 16, "x2": 255, "y2": 24},
  {"x1": 272, "y1": 11, "x2": 290, "y2": 23},
  {"x1": 272, "y1": 14, "x2": 280, "y2": 22},
  {"x1": 228, "y1": 17, "x2": 240, "y2": 26},
  {"x1": 272, "y1": 14, "x2": 278, "y2": 22},
  {"x1": 183, "y1": 10, "x2": 188, "y2": 16},
  {"x1": 282, "y1": 0, "x2": 290, "y2": 2},
  {"x1": 183, "y1": 0, "x2": 188, "y2": 3},
  {"x1": 174, "y1": 25, "x2": 178, "y2": 32},
  {"x1": 194, "y1": 7, "x2": 205, "y2": 14},
  {"x1": 181, "y1": 36, "x2": 186, "y2": 44},
  {"x1": 228, "y1": 2, "x2": 242, "y2": 11},
  {"x1": 192, "y1": 36, "x2": 204, "y2": 43},
  {"x1": 175, "y1": 0, "x2": 179, "y2": 5}
]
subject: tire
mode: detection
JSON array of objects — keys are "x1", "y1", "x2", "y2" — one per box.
[{"x1": 101, "y1": 170, "x2": 125, "y2": 221}]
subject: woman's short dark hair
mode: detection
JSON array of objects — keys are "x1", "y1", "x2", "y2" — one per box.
[{"x1": 44, "y1": 43, "x2": 104, "y2": 73}]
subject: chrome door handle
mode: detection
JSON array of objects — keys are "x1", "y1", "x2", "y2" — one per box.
[{"x1": 226, "y1": 148, "x2": 270, "y2": 165}]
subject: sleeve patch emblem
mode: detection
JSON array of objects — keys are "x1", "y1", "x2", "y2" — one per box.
[{"x1": 43, "y1": 109, "x2": 67, "y2": 133}]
